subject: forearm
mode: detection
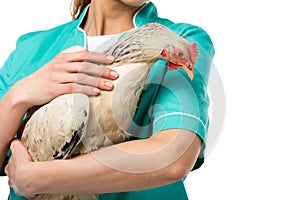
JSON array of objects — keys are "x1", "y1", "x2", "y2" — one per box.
[
  {"x1": 32, "y1": 130, "x2": 201, "y2": 195},
  {"x1": 0, "y1": 84, "x2": 28, "y2": 166},
  {"x1": 34, "y1": 153, "x2": 170, "y2": 195}
]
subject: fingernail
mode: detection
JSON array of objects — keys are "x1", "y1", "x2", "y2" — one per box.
[
  {"x1": 110, "y1": 71, "x2": 119, "y2": 78},
  {"x1": 105, "y1": 81, "x2": 113, "y2": 88},
  {"x1": 106, "y1": 55, "x2": 114, "y2": 61},
  {"x1": 93, "y1": 88, "x2": 101, "y2": 94}
]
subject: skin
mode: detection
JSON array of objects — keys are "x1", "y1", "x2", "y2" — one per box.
[{"x1": 2, "y1": 0, "x2": 202, "y2": 198}]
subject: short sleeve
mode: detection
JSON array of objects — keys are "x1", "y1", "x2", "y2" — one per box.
[
  {"x1": 0, "y1": 50, "x2": 15, "y2": 100},
  {"x1": 150, "y1": 24, "x2": 214, "y2": 170},
  {"x1": 151, "y1": 24, "x2": 215, "y2": 143},
  {"x1": 151, "y1": 62, "x2": 210, "y2": 142}
]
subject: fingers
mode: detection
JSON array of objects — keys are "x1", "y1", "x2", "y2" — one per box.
[
  {"x1": 54, "y1": 50, "x2": 119, "y2": 93},
  {"x1": 4, "y1": 140, "x2": 31, "y2": 177},
  {"x1": 4, "y1": 163, "x2": 8, "y2": 175},
  {"x1": 65, "y1": 62, "x2": 119, "y2": 80},
  {"x1": 58, "y1": 50, "x2": 115, "y2": 64},
  {"x1": 59, "y1": 73, "x2": 115, "y2": 91},
  {"x1": 41, "y1": 49, "x2": 120, "y2": 98},
  {"x1": 10, "y1": 140, "x2": 32, "y2": 161},
  {"x1": 53, "y1": 66, "x2": 116, "y2": 94},
  {"x1": 56, "y1": 81, "x2": 114, "y2": 96},
  {"x1": 5, "y1": 140, "x2": 37, "y2": 198},
  {"x1": 57, "y1": 84, "x2": 101, "y2": 96},
  {"x1": 4, "y1": 140, "x2": 19, "y2": 175}
]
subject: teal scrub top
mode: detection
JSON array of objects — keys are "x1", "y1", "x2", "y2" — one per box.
[{"x1": 0, "y1": 2, "x2": 214, "y2": 200}]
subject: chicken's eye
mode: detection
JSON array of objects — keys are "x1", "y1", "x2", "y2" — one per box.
[{"x1": 177, "y1": 52, "x2": 184, "y2": 57}]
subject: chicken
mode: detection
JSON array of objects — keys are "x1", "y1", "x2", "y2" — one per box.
[{"x1": 19, "y1": 23, "x2": 199, "y2": 200}]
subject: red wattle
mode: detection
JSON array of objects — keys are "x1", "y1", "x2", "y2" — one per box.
[{"x1": 167, "y1": 62, "x2": 180, "y2": 70}]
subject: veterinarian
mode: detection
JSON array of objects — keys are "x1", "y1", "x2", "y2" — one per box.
[{"x1": 0, "y1": 0, "x2": 214, "y2": 199}]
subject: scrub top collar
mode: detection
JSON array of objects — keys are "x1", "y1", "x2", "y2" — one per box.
[{"x1": 75, "y1": 1, "x2": 158, "y2": 44}]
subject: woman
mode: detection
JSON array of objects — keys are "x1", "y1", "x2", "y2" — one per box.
[{"x1": 0, "y1": 0, "x2": 214, "y2": 199}]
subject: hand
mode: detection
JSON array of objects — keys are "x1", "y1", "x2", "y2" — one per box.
[
  {"x1": 13, "y1": 49, "x2": 118, "y2": 109},
  {"x1": 5, "y1": 140, "x2": 36, "y2": 199}
]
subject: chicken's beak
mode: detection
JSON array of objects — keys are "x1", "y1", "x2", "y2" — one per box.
[{"x1": 181, "y1": 62, "x2": 194, "y2": 80}]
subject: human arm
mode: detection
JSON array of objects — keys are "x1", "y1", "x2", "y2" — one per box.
[
  {"x1": 0, "y1": 49, "x2": 119, "y2": 170},
  {"x1": 5, "y1": 129, "x2": 201, "y2": 197}
]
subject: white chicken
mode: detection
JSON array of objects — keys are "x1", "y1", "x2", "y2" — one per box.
[{"x1": 19, "y1": 23, "x2": 198, "y2": 200}]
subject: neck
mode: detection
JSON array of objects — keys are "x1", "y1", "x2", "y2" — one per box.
[{"x1": 83, "y1": 0, "x2": 143, "y2": 36}]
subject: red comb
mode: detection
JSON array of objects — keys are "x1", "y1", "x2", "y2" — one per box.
[{"x1": 189, "y1": 43, "x2": 199, "y2": 65}]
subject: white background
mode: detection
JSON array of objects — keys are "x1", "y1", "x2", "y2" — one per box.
[{"x1": 1, "y1": 0, "x2": 300, "y2": 199}]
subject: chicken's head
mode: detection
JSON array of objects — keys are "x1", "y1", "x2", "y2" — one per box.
[
  {"x1": 105, "y1": 23, "x2": 199, "y2": 80},
  {"x1": 161, "y1": 42, "x2": 198, "y2": 80}
]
